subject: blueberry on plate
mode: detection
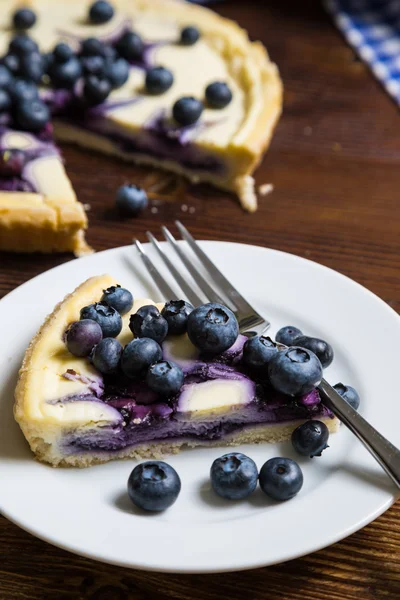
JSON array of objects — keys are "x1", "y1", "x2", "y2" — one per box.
[
  {"x1": 49, "y1": 57, "x2": 82, "y2": 89},
  {"x1": 128, "y1": 461, "x2": 181, "y2": 511},
  {"x1": 295, "y1": 335, "x2": 334, "y2": 368},
  {"x1": 91, "y1": 337, "x2": 122, "y2": 374},
  {"x1": 89, "y1": 0, "x2": 114, "y2": 25},
  {"x1": 146, "y1": 361, "x2": 184, "y2": 396},
  {"x1": 0, "y1": 64, "x2": 14, "y2": 90},
  {"x1": 268, "y1": 347, "x2": 323, "y2": 396},
  {"x1": 205, "y1": 81, "x2": 232, "y2": 109},
  {"x1": 15, "y1": 99, "x2": 50, "y2": 131},
  {"x1": 0, "y1": 149, "x2": 26, "y2": 176},
  {"x1": 275, "y1": 325, "x2": 303, "y2": 346},
  {"x1": 210, "y1": 453, "x2": 258, "y2": 500},
  {"x1": 333, "y1": 382, "x2": 360, "y2": 410},
  {"x1": 10, "y1": 78, "x2": 39, "y2": 104},
  {"x1": 0, "y1": 89, "x2": 11, "y2": 113},
  {"x1": 104, "y1": 57, "x2": 129, "y2": 89},
  {"x1": 129, "y1": 305, "x2": 168, "y2": 344},
  {"x1": 83, "y1": 74, "x2": 111, "y2": 104},
  {"x1": 53, "y1": 42, "x2": 74, "y2": 64},
  {"x1": 242, "y1": 336, "x2": 278, "y2": 370},
  {"x1": 101, "y1": 284, "x2": 133, "y2": 315},
  {"x1": 291, "y1": 420, "x2": 329, "y2": 457},
  {"x1": 80, "y1": 37, "x2": 106, "y2": 58},
  {"x1": 180, "y1": 26, "x2": 200, "y2": 46},
  {"x1": 121, "y1": 337, "x2": 162, "y2": 378},
  {"x1": 81, "y1": 55, "x2": 105, "y2": 76},
  {"x1": 259, "y1": 457, "x2": 303, "y2": 501},
  {"x1": 18, "y1": 51, "x2": 44, "y2": 83},
  {"x1": 115, "y1": 184, "x2": 148, "y2": 216},
  {"x1": 187, "y1": 302, "x2": 239, "y2": 354},
  {"x1": 13, "y1": 8, "x2": 37, "y2": 30},
  {"x1": 161, "y1": 300, "x2": 194, "y2": 335},
  {"x1": 172, "y1": 96, "x2": 203, "y2": 127},
  {"x1": 145, "y1": 66, "x2": 173, "y2": 95},
  {"x1": 116, "y1": 31, "x2": 144, "y2": 61},
  {"x1": 66, "y1": 319, "x2": 103, "y2": 357},
  {"x1": 9, "y1": 34, "x2": 38, "y2": 56},
  {"x1": 80, "y1": 302, "x2": 122, "y2": 338},
  {"x1": 1, "y1": 54, "x2": 20, "y2": 76}
]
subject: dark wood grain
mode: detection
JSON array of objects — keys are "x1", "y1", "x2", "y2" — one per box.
[{"x1": 1, "y1": 0, "x2": 399, "y2": 598}]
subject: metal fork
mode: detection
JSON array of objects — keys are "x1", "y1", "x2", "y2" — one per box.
[
  {"x1": 135, "y1": 221, "x2": 270, "y2": 337},
  {"x1": 134, "y1": 222, "x2": 400, "y2": 488}
]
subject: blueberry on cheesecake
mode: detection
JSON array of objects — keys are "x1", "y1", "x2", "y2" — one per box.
[{"x1": 14, "y1": 275, "x2": 339, "y2": 467}]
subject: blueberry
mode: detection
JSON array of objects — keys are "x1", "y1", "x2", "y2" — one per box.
[
  {"x1": 128, "y1": 461, "x2": 181, "y2": 511},
  {"x1": 210, "y1": 453, "x2": 258, "y2": 500},
  {"x1": 275, "y1": 325, "x2": 303, "y2": 346},
  {"x1": 18, "y1": 51, "x2": 44, "y2": 83},
  {"x1": 259, "y1": 457, "x2": 303, "y2": 501},
  {"x1": 91, "y1": 337, "x2": 122, "y2": 374},
  {"x1": 268, "y1": 347, "x2": 323, "y2": 396},
  {"x1": 116, "y1": 31, "x2": 144, "y2": 61},
  {"x1": 81, "y1": 55, "x2": 105, "y2": 76},
  {"x1": 333, "y1": 382, "x2": 360, "y2": 411},
  {"x1": 161, "y1": 300, "x2": 194, "y2": 335},
  {"x1": 101, "y1": 285, "x2": 133, "y2": 315},
  {"x1": 1, "y1": 54, "x2": 20, "y2": 75},
  {"x1": 146, "y1": 361, "x2": 184, "y2": 396},
  {"x1": 103, "y1": 45, "x2": 117, "y2": 62},
  {"x1": 10, "y1": 78, "x2": 39, "y2": 104},
  {"x1": 80, "y1": 302, "x2": 122, "y2": 337},
  {"x1": 172, "y1": 96, "x2": 203, "y2": 126},
  {"x1": 9, "y1": 34, "x2": 38, "y2": 56},
  {"x1": 49, "y1": 58, "x2": 82, "y2": 89},
  {"x1": 13, "y1": 8, "x2": 37, "y2": 30},
  {"x1": 80, "y1": 37, "x2": 106, "y2": 57},
  {"x1": 104, "y1": 57, "x2": 129, "y2": 89},
  {"x1": 205, "y1": 81, "x2": 232, "y2": 109},
  {"x1": 121, "y1": 337, "x2": 162, "y2": 378},
  {"x1": 66, "y1": 319, "x2": 103, "y2": 357},
  {"x1": 129, "y1": 305, "x2": 168, "y2": 344},
  {"x1": 15, "y1": 99, "x2": 50, "y2": 131},
  {"x1": 83, "y1": 74, "x2": 111, "y2": 104},
  {"x1": 0, "y1": 149, "x2": 26, "y2": 176},
  {"x1": 89, "y1": 0, "x2": 114, "y2": 25},
  {"x1": 180, "y1": 26, "x2": 200, "y2": 46},
  {"x1": 53, "y1": 42, "x2": 74, "y2": 63},
  {"x1": 187, "y1": 302, "x2": 239, "y2": 354},
  {"x1": 42, "y1": 52, "x2": 54, "y2": 74},
  {"x1": 291, "y1": 420, "x2": 329, "y2": 457},
  {"x1": 0, "y1": 65, "x2": 14, "y2": 90},
  {"x1": 115, "y1": 184, "x2": 148, "y2": 216},
  {"x1": 295, "y1": 335, "x2": 334, "y2": 369},
  {"x1": 0, "y1": 89, "x2": 11, "y2": 113},
  {"x1": 145, "y1": 66, "x2": 173, "y2": 95},
  {"x1": 242, "y1": 336, "x2": 278, "y2": 370}
]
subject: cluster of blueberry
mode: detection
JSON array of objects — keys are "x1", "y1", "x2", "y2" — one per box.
[
  {"x1": 66, "y1": 281, "x2": 360, "y2": 409},
  {"x1": 0, "y1": 1, "x2": 233, "y2": 135},
  {"x1": 126, "y1": 420, "x2": 329, "y2": 511}
]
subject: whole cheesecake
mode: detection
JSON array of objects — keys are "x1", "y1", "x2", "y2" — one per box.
[
  {"x1": 0, "y1": 0, "x2": 282, "y2": 254},
  {"x1": 14, "y1": 275, "x2": 339, "y2": 468}
]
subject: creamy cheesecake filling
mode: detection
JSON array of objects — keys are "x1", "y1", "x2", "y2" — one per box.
[{"x1": 49, "y1": 335, "x2": 334, "y2": 455}]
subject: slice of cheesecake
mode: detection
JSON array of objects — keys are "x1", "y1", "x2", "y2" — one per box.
[
  {"x1": 0, "y1": 0, "x2": 282, "y2": 215},
  {"x1": 0, "y1": 126, "x2": 89, "y2": 255},
  {"x1": 14, "y1": 275, "x2": 339, "y2": 468}
]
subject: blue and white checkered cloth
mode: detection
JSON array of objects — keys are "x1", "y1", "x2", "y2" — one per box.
[{"x1": 324, "y1": 0, "x2": 400, "y2": 105}]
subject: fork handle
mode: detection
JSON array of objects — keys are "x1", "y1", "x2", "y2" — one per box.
[{"x1": 319, "y1": 379, "x2": 400, "y2": 488}]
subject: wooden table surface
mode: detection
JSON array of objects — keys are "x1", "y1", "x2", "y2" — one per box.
[{"x1": 1, "y1": 0, "x2": 399, "y2": 598}]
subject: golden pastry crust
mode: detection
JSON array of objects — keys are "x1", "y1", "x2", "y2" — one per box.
[{"x1": 0, "y1": 191, "x2": 90, "y2": 255}]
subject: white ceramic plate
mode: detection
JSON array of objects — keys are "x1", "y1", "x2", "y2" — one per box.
[{"x1": 0, "y1": 241, "x2": 399, "y2": 573}]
